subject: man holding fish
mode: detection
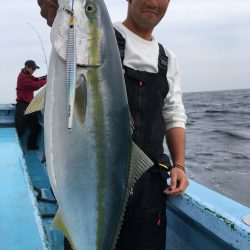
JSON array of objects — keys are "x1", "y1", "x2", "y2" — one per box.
[{"x1": 37, "y1": 0, "x2": 188, "y2": 249}]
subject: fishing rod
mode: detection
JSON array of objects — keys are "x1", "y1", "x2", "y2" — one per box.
[{"x1": 27, "y1": 22, "x2": 48, "y2": 70}]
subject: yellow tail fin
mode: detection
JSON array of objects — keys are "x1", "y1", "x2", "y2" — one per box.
[{"x1": 52, "y1": 208, "x2": 76, "y2": 250}]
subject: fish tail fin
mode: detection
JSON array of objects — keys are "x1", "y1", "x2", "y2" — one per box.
[
  {"x1": 25, "y1": 86, "x2": 46, "y2": 114},
  {"x1": 52, "y1": 209, "x2": 76, "y2": 250},
  {"x1": 111, "y1": 142, "x2": 153, "y2": 249}
]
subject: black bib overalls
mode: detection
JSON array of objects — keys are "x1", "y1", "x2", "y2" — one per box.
[{"x1": 114, "y1": 29, "x2": 170, "y2": 250}]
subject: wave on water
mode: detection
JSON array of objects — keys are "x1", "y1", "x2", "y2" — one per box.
[
  {"x1": 211, "y1": 129, "x2": 250, "y2": 140},
  {"x1": 231, "y1": 153, "x2": 250, "y2": 160},
  {"x1": 205, "y1": 110, "x2": 229, "y2": 114},
  {"x1": 205, "y1": 110, "x2": 250, "y2": 115}
]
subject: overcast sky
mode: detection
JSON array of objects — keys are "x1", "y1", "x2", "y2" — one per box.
[{"x1": 0, "y1": 0, "x2": 250, "y2": 104}]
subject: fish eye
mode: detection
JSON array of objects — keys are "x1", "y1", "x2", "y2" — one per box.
[{"x1": 85, "y1": 1, "x2": 97, "y2": 16}]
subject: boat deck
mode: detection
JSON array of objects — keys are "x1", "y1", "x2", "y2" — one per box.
[{"x1": 0, "y1": 128, "x2": 49, "y2": 249}]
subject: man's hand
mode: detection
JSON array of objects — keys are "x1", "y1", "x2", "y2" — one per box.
[
  {"x1": 37, "y1": 0, "x2": 58, "y2": 27},
  {"x1": 164, "y1": 167, "x2": 189, "y2": 196},
  {"x1": 38, "y1": 75, "x2": 47, "y2": 80}
]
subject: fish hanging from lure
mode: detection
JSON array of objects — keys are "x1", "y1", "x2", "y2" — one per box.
[
  {"x1": 24, "y1": 0, "x2": 155, "y2": 248},
  {"x1": 66, "y1": 2, "x2": 76, "y2": 130}
]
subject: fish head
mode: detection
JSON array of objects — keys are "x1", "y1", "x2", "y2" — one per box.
[{"x1": 51, "y1": 0, "x2": 115, "y2": 68}]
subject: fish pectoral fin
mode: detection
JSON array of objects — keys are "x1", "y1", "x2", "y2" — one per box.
[
  {"x1": 25, "y1": 86, "x2": 46, "y2": 115},
  {"x1": 52, "y1": 209, "x2": 76, "y2": 250},
  {"x1": 74, "y1": 74, "x2": 87, "y2": 124},
  {"x1": 128, "y1": 142, "x2": 154, "y2": 188}
]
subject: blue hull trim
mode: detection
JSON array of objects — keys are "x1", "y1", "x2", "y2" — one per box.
[
  {"x1": 167, "y1": 181, "x2": 250, "y2": 249},
  {"x1": 0, "y1": 104, "x2": 15, "y2": 127}
]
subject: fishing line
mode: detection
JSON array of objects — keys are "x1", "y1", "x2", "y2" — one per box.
[
  {"x1": 46, "y1": 0, "x2": 59, "y2": 8},
  {"x1": 27, "y1": 22, "x2": 48, "y2": 70}
]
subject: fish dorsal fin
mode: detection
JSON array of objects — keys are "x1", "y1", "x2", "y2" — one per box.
[
  {"x1": 25, "y1": 86, "x2": 46, "y2": 115},
  {"x1": 128, "y1": 142, "x2": 153, "y2": 188},
  {"x1": 74, "y1": 74, "x2": 87, "y2": 125},
  {"x1": 52, "y1": 208, "x2": 76, "y2": 250}
]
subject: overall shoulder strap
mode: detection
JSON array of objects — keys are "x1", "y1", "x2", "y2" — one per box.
[
  {"x1": 158, "y1": 43, "x2": 168, "y2": 76},
  {"x1": 114, "y1": 28, "x2": 126, "y2": 64}
]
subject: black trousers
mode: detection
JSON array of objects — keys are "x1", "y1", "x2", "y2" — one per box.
[
  {"x1": 64, "y1": 167, "x2": 167, "y2": 250},
  {"x1": 15, "y1": 102, "x2": 41, "y2": 149}
]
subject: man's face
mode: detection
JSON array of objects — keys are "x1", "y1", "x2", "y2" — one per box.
[{"x1": 127, "y1": 0, "x2": 170, "y2": 30}]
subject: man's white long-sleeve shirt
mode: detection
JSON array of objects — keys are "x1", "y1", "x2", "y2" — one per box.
[{"x1": 113, "y1": 22, "x2": 187, "y2": 131}]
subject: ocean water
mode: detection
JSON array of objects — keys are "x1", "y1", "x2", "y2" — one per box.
[{"x1": 182, "y1": 88, "x2": 250, "y2": 207}]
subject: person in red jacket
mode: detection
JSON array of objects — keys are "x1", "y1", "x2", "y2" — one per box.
[{"x1": 15, "y1": 60, "x2": 47, "y2": 150}]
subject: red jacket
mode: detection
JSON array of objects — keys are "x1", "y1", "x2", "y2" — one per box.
[{"x1": 16, "y1": 70, "x2": 46, "y2": 103}]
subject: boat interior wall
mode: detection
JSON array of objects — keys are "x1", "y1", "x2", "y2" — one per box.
[
  {"x1": 18, "y1": 113, "x2": 64, "y2": 249},
  {"x1": 0, "y1": 104, "x2": 15, "y2": 127}
]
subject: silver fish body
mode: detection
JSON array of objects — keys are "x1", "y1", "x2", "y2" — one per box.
[{"x1": 44, "y1": 0, "x2": 152, "y2": 249}]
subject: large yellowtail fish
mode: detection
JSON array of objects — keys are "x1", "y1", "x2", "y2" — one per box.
[{"x1": 28, "y1": 0, "x2": 153, "y2": 249}]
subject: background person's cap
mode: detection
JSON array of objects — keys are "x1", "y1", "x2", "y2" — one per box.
[{"x1": 25, "y1": 60, "x2": 40, "y2": 69}]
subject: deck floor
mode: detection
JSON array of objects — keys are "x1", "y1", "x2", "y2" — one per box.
[{"x1": 0, "y1": 128, "x2": 48, "y2": 250}]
